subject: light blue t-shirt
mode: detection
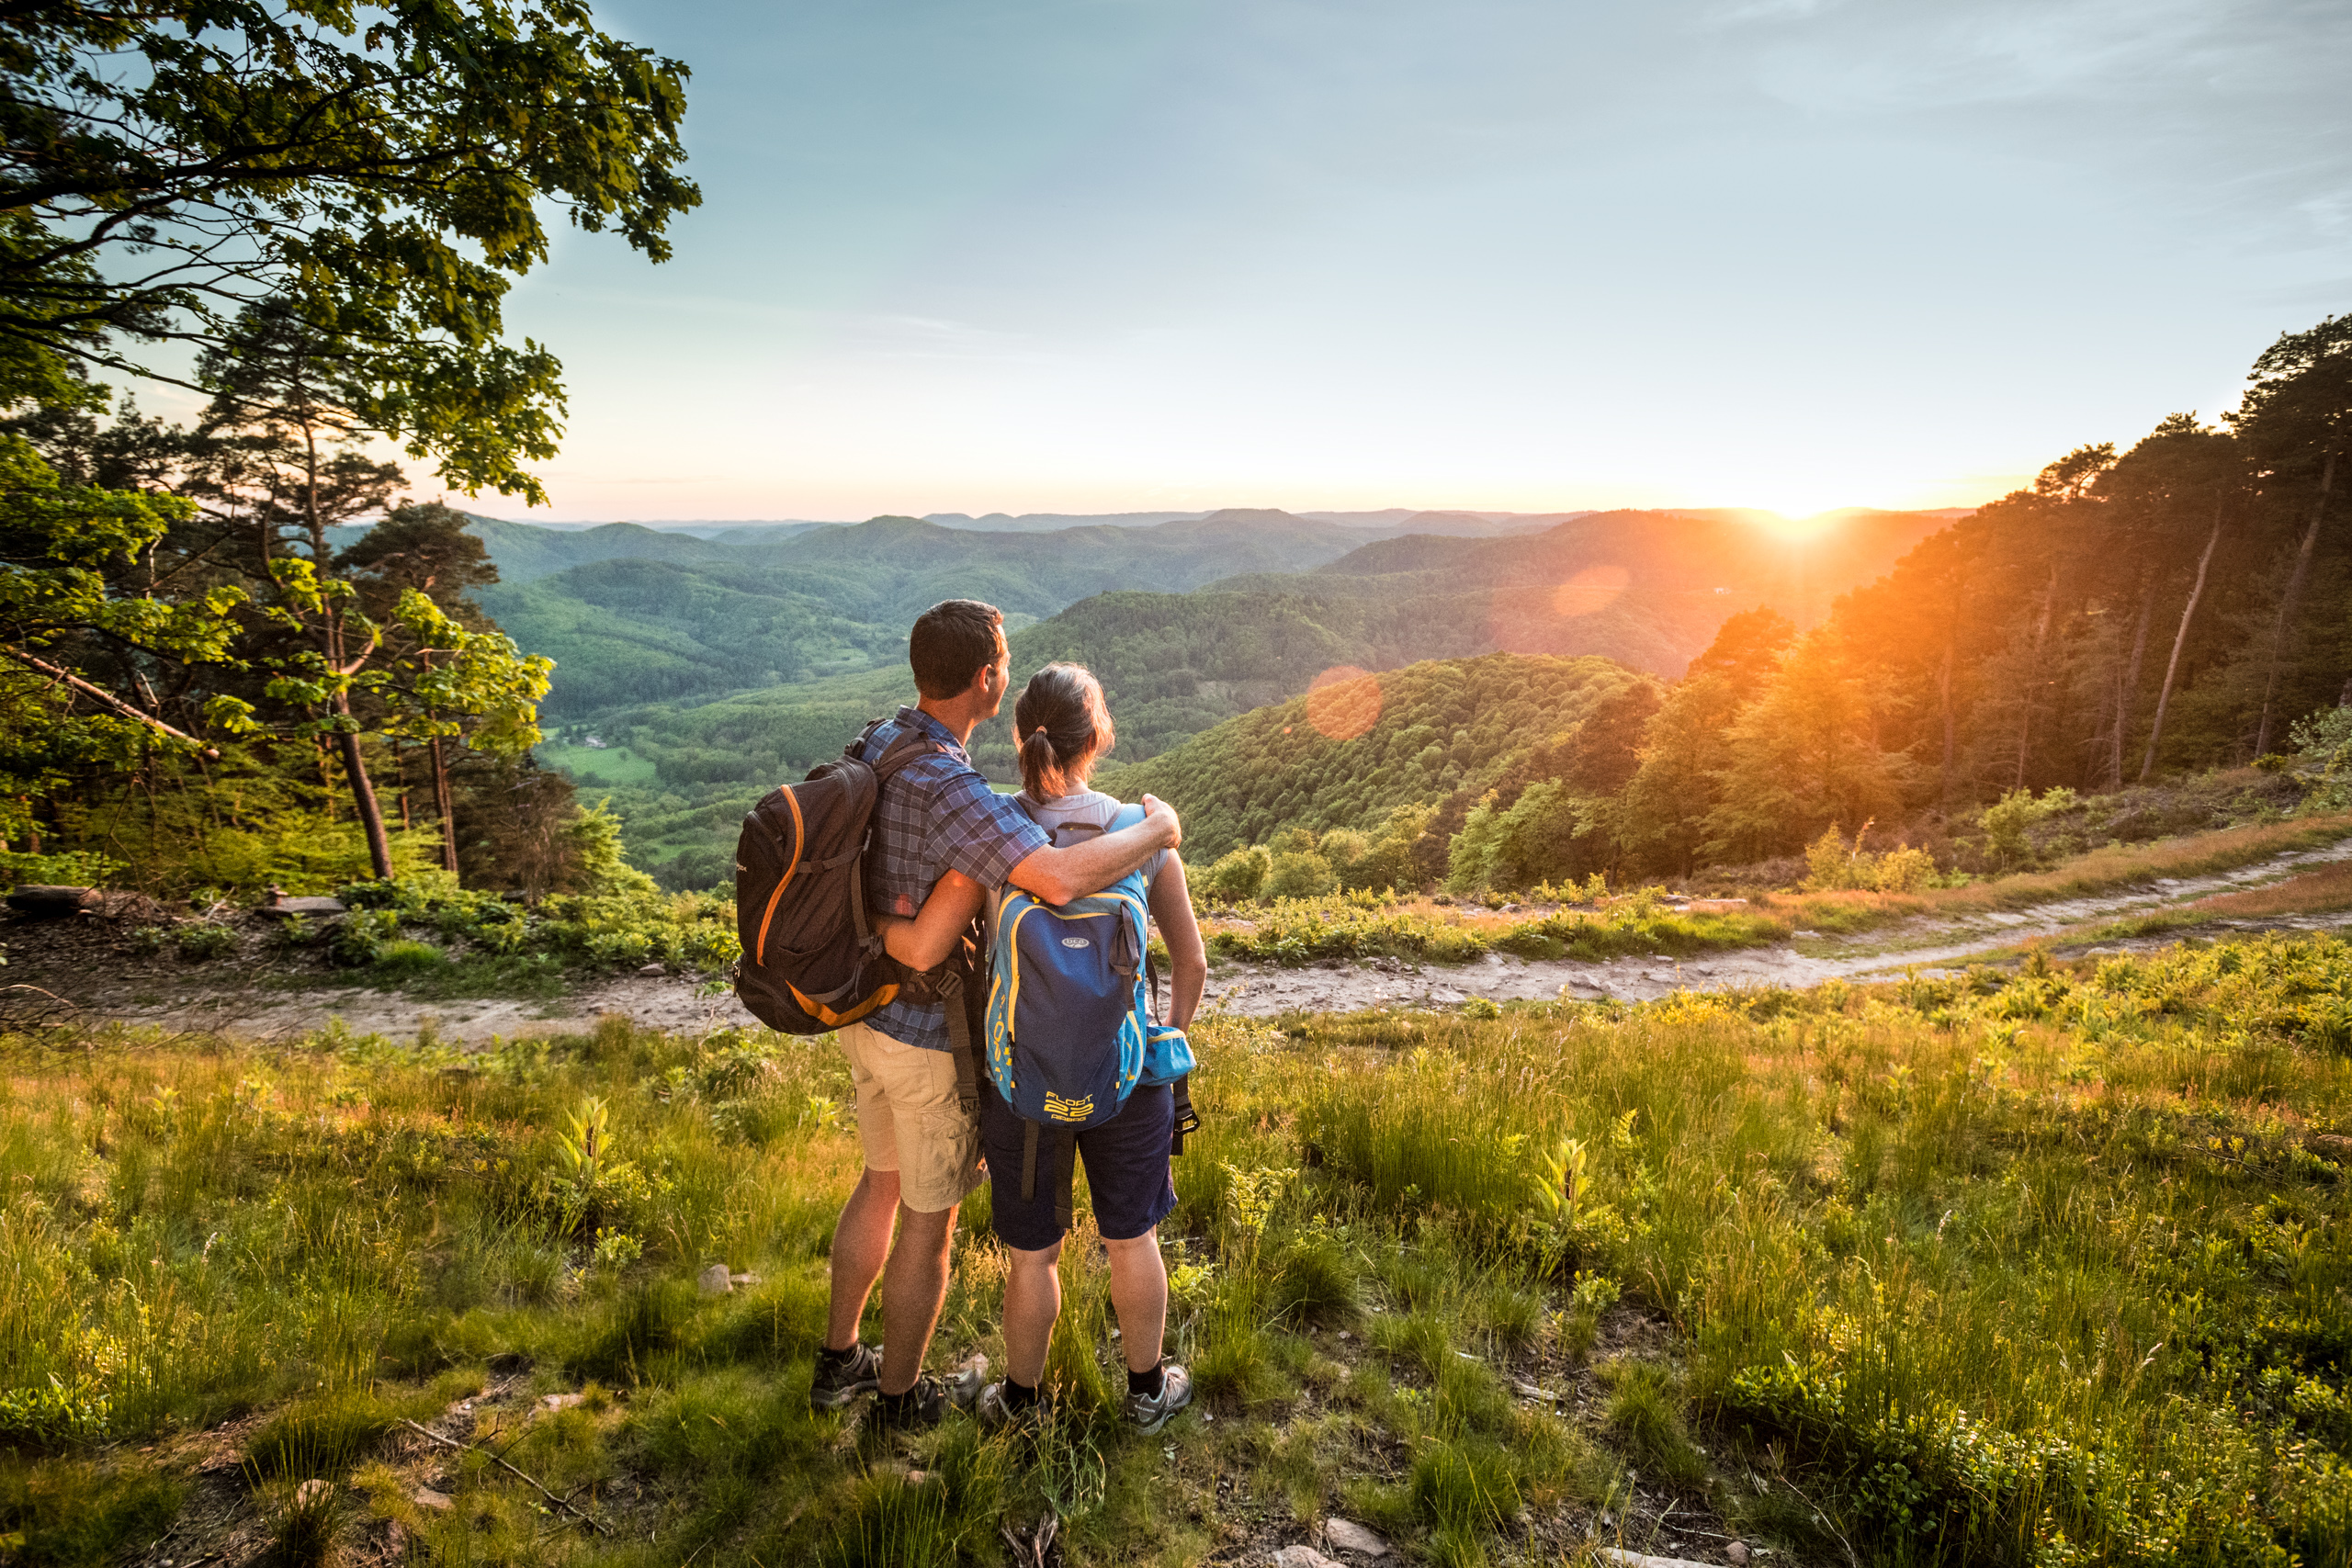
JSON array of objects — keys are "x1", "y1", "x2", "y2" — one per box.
[{"x1": 1014, "y1": 787, "x2": 1173, "y2": 887}]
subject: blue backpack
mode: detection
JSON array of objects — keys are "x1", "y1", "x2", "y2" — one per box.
[{"x1": 984, "y1": 801, "x2": 1198, "y2": 1224}]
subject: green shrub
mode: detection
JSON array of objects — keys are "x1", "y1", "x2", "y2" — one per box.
[
  {"x1": 371, "y1": 939, "x2": 446, "y2": 976},
  {"x1": 321, "y1": 876, "x2": 738, "y2": 975},
  {"x1": 1344, "y1": 803, "x2": 1435, "y2": 893},
  {"x1": 1204, "y1": 845, "x2": 1272, "y2": 902},
  {"x1": 1980, "y1": 785, "x2": 2078, "y2": 868},
  {"x1": 1805, "y1": 822, "x2": 1939, "y2": 893},
  {"x1": 175, "y1": 923, "x2": 236, "y2": 962},
  {"x1": 1263, "y1": 850, "x2": 1337, "y2": 901},
  {"x1": 330, "y1": 908, "x2": 397, "y2": 965},
  {"x1": 1318, "y1": 829, "x2": 1370, "y2": 874}
]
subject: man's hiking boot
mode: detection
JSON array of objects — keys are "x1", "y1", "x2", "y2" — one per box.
[
  {"x1": 809, "y1": 1341, "x2": 883, "y2": 1410},
  {"x1": 869, "y1": 1364, "x2": 984, "y2": 1432},
  {"x1": 1125, "y1": 1361, "x2": 1193, "y2": 1435}
]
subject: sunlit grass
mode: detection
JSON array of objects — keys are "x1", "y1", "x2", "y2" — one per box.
[
  {"x1": 2, "y1": 936, "x2": 2349, "y2": 1564},
  {"x1": 1762, "y1": 812, "x2": 2352, "y2": 932},
  {"x1": 1204, "y1": 890, "x2": 1791, "y2": 965}
]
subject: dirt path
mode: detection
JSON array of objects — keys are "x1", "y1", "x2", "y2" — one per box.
[
  {"x1": 1207, "y1": 831, "x2": 2352, "y2": 1014},
  {"x1": 18, "y1": 833, "x2": 2352, "y2": 1043}
]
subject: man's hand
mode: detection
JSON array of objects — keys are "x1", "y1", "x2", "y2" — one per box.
[{"x1": 1142, "y1": 794, "x2": 1182, "y2": 851}]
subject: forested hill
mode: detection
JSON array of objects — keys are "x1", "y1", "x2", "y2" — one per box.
[
  {"x1": 567, "y1": 508, "x2": 1965, "y2": 879},
  {"x1": 472, "y1": 511, "x2": 1385, "y2": 716},
  {"x1": 1209, "y1": 506, "x2": 1955, "y2": 679},
  {"x1": 1092, "y1": 653, "x2": 1647, "y2": 861},
  {"x1": 521, "y1": 504, "x2": 1960, "y2": 728}
]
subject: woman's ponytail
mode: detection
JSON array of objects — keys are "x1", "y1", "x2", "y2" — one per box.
[
  {"x1": 1014, "y1": 663, "x2": 1115, "y2": 800},
  {"x1": 1018, "y1": 725, "x2": 1061, "y2": 799}
]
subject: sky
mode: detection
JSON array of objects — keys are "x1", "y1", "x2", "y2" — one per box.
[{"x1": 451, "y1": 0, "x2": 2352, "y2": 523}]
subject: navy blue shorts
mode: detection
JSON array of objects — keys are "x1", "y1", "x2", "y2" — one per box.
[{"x1": 980, "y1": 1079, "x2": 1177, "y2": 1252}]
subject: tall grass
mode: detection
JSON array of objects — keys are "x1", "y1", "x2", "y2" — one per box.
[
  {"x1": 1207, "y1": 892, "x2": 1789, "y2": 965},
  {"x1": 2, "y1": 936, "x2": 2348, "y2": 1564}
]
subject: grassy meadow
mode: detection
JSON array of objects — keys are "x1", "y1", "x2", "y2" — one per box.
[{"x1": 3, "y1": 933, "x2": 2349, "y2": 1567}]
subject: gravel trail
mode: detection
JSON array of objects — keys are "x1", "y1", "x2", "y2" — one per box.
[{"x1": 17, "y1": 833, "x2": 2351, "y2": 1042}]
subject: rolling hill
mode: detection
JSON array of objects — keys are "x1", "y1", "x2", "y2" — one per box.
[
  {"x1": 1091, "y1": 652, "x2": 1650, "y2": 860},
  {"x1": 1209, "y1": 507, "x2": 1956, "y2": 679},
  {"x1": 475, "y1": 511, "x2": 1410, "y2": 717}
]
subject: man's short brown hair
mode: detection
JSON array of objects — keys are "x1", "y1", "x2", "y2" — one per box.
[{"x1": 909, "y1": 599, "x2": 1004, "y2": 699}]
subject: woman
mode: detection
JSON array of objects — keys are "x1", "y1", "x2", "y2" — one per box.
[{"x1": 876, "y1": 661, "x2": 1207, "y2": 1434}]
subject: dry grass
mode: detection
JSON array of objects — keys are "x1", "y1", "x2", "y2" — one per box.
[
  {"x1": 1751, "y1": 813, "x2": 2352, "y2": 936},
  {"x1": 2182, "y1": 857, "x2": 2352, "y2": 920}
]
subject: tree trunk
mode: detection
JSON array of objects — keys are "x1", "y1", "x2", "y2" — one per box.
[
  {"x1": 1937, "y1": 640, "x2": 1956, "y2": 804},
  {"x1": 2110, "y1": 569, "x2": 2154, "y2": 790},
  {"x1": 2254, "y1": 443, "x2": 2340, "y2": 755},
  {"x1": 2142, "y1": 497, "x2": 2224, "y2": 781},
  {"x1": 430, "y1": 734, "x2": 460, "y2": 877},
  {"x1": 2015, "y1": 561, "x2": 2062, "y2": 789},
  {"x1": 335, "y1": 706, "x2": 394, "y2": 880},
  {"x1": 1938, "y1": 564, "x2": 1965, "y2": 806}
]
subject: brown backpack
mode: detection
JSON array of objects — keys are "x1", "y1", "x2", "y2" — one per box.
[{"x1": 731, "y1": 719, "x2": 987, "y2": 1104}]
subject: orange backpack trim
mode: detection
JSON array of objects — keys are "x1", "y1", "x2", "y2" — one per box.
[{"x1": 752, "y1": 786, "x2": 806, "y2": 965}]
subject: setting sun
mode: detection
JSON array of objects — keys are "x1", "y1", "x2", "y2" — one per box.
[{"x1": 1748, "y1": 506, "x2": 1844, "y2": 542}]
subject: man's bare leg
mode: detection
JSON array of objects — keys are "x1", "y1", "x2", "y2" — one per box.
[
  {"x1": 826, "y1": 1168, "x2": 900, "y2": 1351},
  {"x1": 1104, "y1": 1229, "x2": 1168, "y2": 1373},
  {"x1": 1001, "y1": 1238, "x2": 1067, "y2": 1387},
  {"x1": 879, "y1": 1203, "x2": 958, "y2": 1395}
]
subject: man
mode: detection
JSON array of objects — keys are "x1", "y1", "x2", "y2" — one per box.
[{"x1": 809, "y1": 599, "x2": 1182, "y2": 1427}]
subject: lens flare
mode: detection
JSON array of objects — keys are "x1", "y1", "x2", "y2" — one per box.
[
  {"x1": 1305, "y1": 665, "x2": 1382, "y2": 740},
  {"x1": 1552, "y1": 564, "x2": 1631, "y2": 618}
]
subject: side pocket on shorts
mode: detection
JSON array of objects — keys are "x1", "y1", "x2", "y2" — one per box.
[{"x1": 904, "y1": 1099, "x2": 984, "y2": 1211}]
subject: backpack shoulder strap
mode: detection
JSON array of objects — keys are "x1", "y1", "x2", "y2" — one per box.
[
  {"x1": 843, "y1": 715, "x2": 891, "y2": 762},
  {"x1": 1040, "y1": 797, "x2": 1148, "y2": 850}
]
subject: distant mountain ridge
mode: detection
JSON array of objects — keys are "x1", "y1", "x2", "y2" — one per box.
[
  {"x1": 371, "y1": 501, "x2": 1973, "y2": 723},
  {"x1": 472, "y1": 510, "x2": 1387, "y2": 716}
]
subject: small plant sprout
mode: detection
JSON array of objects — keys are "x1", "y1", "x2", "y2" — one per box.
[{"x1": 592, "y1": 1227, "x2": 643, "y2": 1270}]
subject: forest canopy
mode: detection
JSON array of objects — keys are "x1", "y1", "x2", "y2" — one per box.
[{"x1": 0, "y1": 0, "x2": 697, "y2": 893}]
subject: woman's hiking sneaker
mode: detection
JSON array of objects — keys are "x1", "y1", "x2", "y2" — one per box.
[
  {"x1": 810, "y1": 1341, "x2": 884, "y2": 1410},
  {"x1": 976, "y1": 1378, "x2": 1044, "y2": 1432},
  {"x1": 1125, "y1": 1360, "x2": 1192, "y2": 1435},
  {"x1": 870, "y1": 1364, "x2": 985, "y2": 1431}
]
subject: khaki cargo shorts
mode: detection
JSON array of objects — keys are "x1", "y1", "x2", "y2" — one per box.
[{"x1": 836, "y1": 1020, "x2": 982, "y2": 1214}]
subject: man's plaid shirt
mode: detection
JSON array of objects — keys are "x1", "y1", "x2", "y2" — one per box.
[{"x1": 858, "y1": 705, "x2": 1050, "y2": 1052}]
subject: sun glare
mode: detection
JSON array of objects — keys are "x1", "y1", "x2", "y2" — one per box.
[
  {"x1": 1750, "y1": 507, "x2": 1842, "y2": 542},
  {"x1": 1305, "y1": 665, "x2": 1382, "y2": 739}
]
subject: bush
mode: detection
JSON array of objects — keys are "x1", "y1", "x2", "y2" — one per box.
[
  {"x1": 1318, "y1": 829, "x2": 1369, "y2": 877},
  {"x1": 372, "y1": 940, "x2": 446, "y2": 976},
  {"x1": 1804, "y1": 823, "x2": 1939, "y2": 893},
  {"x1": 331, "y1": 908, "x2": 398, "y2": 966},
  {"x1": 327, "y1": 877, "x2": 739, "y2": 975},
  {"x1": 2292, "y1": 704, "x2": 2352, "y2": 807},
  {"x1": 1447, "y1": 782, "x2": 1586, "y2": 894},
  {"x1": 1980, "y1": 785, "x2": 2078, "y2": 869},
  {"x1": 1263, "y1": 850, "x2": 1337, "y2": 901},
  {"x1": 175, "y1": 923, "x2": 235, "y2": 962},
  {"x1": 1204, "y1": 845, "x2": 1272, "y2": 902},
  {"x1": 1344, "y1": 803, "x2": 1435, "y2": 894}
]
